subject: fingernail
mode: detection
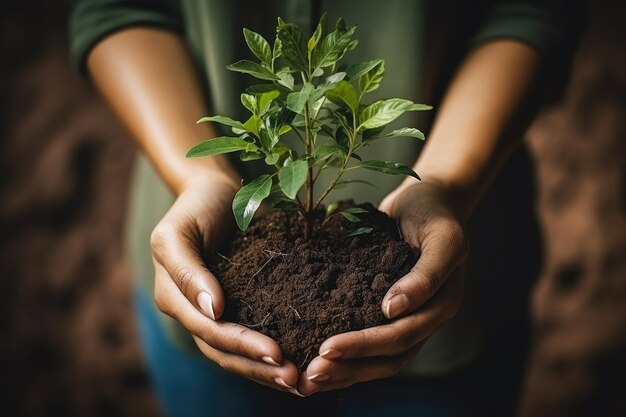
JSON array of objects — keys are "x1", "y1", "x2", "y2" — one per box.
[
  {"x1": 197, "y1": 291, "x2": 216, "y2": 320},
  {"x1": 385, "y1": 294, "x2": 409, "y2": 318},
  {"x1": 307, "y1": 372, "x2": 330, "y2": 382},
  {"x1": 320, "y1": 348, "x2": 342, "y2": 359},
  {"x1": 262, "y1": 356, "x2": 280, "y2": 366},
  {"x1": 290, "y1": 388, "x2": 307, "y2": 397},
  {"x1": 274, "y1": 377, "x2": 294, "y2": 389}
]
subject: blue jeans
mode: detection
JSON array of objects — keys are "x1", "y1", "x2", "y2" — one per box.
[{"x1": 135, "y1": 290, "x2": 500, "y2": 417}]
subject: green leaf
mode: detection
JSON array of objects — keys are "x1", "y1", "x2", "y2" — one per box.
[
  {"x1": 312, "y1": 25, "x2": 356, "y2": 69},
  {"x1": 258, "y1": 90, "x2": 280, "y2": 115},
  {"x1": 319, "y1": 124, "x2": 335, "y2": 138},
  {"x1": 242, "y1": 115, "x2": 262, "y2": 136},
  {"x1": 358, "y1": 98, "x2": 428, "y2": 130},
  {"x1": 246, "y1": 84, "x2": 289, "y2": 95},
  {"x1": 286, "y1": 82, "x2": 314, "y2": 114},
  {"x1": 259, "y1": 126, "x2": 278, "y2": 151},
  {"x1": 264, "y1": 152, "x2": 280, "y2": 165},
  {"x1": 345, "y1": 60, "x2": 383, "y2": 81},
  {"x1": 325, "y1": 80, "x2": 358, "y2": 113},
  {"x1": 359, "y1": 60, "x2": 385, "y2": 94},
  {"x1": 309, "y1": 96, "x2": 325, "y2": 116},
  {"x1": 226, "y1": 60, "x2": 279, "y2": 80},
  {"x1": 197, "y1": 115, "x2": 246, "y2": 131},
  {"x1": 335, "y1": 17, "x2": 346, "y2": 32},
  {"x1": 385, "y1": 127, "x2": 425, "y2": 139},
  {"x1": 267, "y1": 107, "x2": 296, "y2": 136},
  {"x1": 278, "y1": 125, "x2": 292, "y2": 136},
  {"x1": 270, "y1": 198, "x2": 300, "y2": 211},
  {"x1": 408, "y1": 103, "x2": 433, "y2": 111},
  {"x1": 308, "y1": 72, "x2": 346, "y2": 103},
  {"x1": 240, "y1": 151, "x2": 264, "y2": 161},
  {"x1": 277, "y1": 22, "x2": 308, "y2": 72},
  {"x1": 342, "y1": 207, "x2": 368, "y2": 214},
  {"x1": 363, "y1": 128, "x2": 426, "y2": 146},
  {"x1": 334, "y1": 179, "x2": 378, "y2": 189},
  {"x1": 340, "y1": 211, "x2": 361, "y2": 222},
  {"x1": 327, "y1": 156, "x2": 343, "y2": 167},
  {"x1": 345, "y1": 227, "x2": 373, "y2": 237},
  {"x1": 273, "y1": 37, "x2": 282, "y2": 60},
  {"x1": 277, "y1": 71, "x2": 295, "y2": 90},
  {"x1": 355, "y1": 160, "x2": 420, "y2": 179},
  {"x1": 325, "y1": 201, "x2": 339, "y2": 216},
  {"x1": 313, "y1": 142, "x2": 343, "y2": 161},
  {"x1": 241, "y1": 93, "x2": 257, "y2": 114},
  {"x1": 232, "y1": 175, "x2": 273, "y2": 230},
  {"x1": 308, "y1": 19, "x2": 323, "y2": 51},
  {"x1": 243, "y1": 28, "x2": 272, "y2": 67},
  {"x1": 361, "y1": 125, "x2": 386, "y2": 140},
  {"x1": 187, "y1": 137, "x2": 254, "y2": 158},
  {"x1": 278, "y1": 159, "x2": 308, "y2": 199}
]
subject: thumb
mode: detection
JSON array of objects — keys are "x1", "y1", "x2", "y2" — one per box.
[
  {"x1": 382, "y1": 219, "x2": 468, "y2": 319},
  {"x1": 150, "y1": 224, "x2": 225, "y2": 320}
]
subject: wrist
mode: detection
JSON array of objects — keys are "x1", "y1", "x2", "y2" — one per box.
[
  {"x1": 394, "y1": 175, "x2": 474, "y2": 220},
  {"x1": 177, "y1": 158, "x2": 241, "y2": 196}
]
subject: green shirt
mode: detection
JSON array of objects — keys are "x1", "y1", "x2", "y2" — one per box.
[{"x1": 70, "y1": 0, "x2": 572, "y2": 375}]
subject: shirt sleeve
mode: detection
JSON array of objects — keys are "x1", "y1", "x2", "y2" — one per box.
[
  {"x1": 69, "y1": 0, "x2": 182, "y2": 75},
  {"x1": 470, "y1": 0, "x2": 583, "y2": 57}
]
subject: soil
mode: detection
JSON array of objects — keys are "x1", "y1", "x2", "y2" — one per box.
[{"x1": 211, "y1": 201, "x2": 418, "y2": 369}]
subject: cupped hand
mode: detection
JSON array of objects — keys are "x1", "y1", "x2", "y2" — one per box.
[
  {"x1": 298, "y1": 181, "x2": 469, "y2": 395},
  {"x1": 150, "y1": 173, "x2": 301, "y2": 394}
]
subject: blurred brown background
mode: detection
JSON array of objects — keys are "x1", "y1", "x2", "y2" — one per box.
[{"x1": 0, "y1": 2, "x2": 624, "y2": 417}]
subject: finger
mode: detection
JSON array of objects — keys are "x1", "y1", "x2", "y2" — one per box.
[
  {"x1": 192, "y1": 335, "x2": 301, "y2": 393},
  {"x1": 150, "y1": 214, "x2": 225, "y2": 320},
  {"x1": 383, "y1": 218, "x2": 468, "y2": 319},
  {"x1": 318, "y1": 270, "x2": 463, "y2": 359},
  {"x1": 298, "y1": 344, "x2": 422, "y2": 395},
  {"x1": 154, "y1": 265, "x2": 284, "y2": 365}
]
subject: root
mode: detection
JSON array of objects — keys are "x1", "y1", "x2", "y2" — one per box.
[
  {"x1": 216, "y1": 251, "x2": 239, "y2": 265},
  {"x1": 287, "y1": 305, "x2": 301, "y2": 320},
  {"x1": 242, "y1": 312, "x2": 271, "y2": 329},
  {"x1": 263, "y1": 248, "x2": 289, "y2": 257}
]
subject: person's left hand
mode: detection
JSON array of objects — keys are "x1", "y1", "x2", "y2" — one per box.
[{"x1": 297, "y1": 181, "x2": 469, "y2": 395}]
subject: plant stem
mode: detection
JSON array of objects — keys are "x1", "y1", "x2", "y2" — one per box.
[
  {"x1": 313, "y1": 133, "x2": 355, "y2": 211},
  {"x1": 303, "y1": 103, "x2": 314, "y2": 239}
]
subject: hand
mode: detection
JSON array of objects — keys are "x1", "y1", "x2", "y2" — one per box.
[
  {"x1": 150, "y1": 173, "x2": 301, "y2": 393},
  {"x1": 297, "y1": 181, "x2": 468, "y2": 395}
]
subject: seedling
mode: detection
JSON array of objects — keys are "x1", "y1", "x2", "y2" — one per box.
[{"x1": 187, "y1": 14, "x2": 431, "y2": 238}]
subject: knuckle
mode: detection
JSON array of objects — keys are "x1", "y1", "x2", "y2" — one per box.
[
  {"x1": 420, "y1": 266, "x2": 444, "y2": 296},
  {"x1": 215, "y1": 356, "x2": 233, "y2": 373},
  {"x1": 149, "y1": 225, "x2": 169, "y2": 252},
  {"x1": 172, "y1": 263, "x2": 196, "y2": 297},
  {"x1": 443, "y1": 221, "x2": 469, "y2": 260},
  {"x1": 387, "y1": 329, "x2": 412, "y2": 356},
  {"x1": 232, "y1": 328, "x2": 249, "y2": 354}
]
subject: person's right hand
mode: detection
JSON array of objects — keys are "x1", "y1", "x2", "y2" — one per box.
[{"x1": 149, "y1": 172, "x2": 301, "y2": 394}]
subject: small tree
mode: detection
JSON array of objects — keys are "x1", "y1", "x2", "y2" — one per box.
[{"x1": 187, "y1": 15, "x2": 431, "y2": 239}]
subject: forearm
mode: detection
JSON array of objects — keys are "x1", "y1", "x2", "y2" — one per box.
[
  {"x1": 411, "y1": 40, "x2": 541, "y2": 217},
  {"x1": 87, "y1": 27, "x2": 239, "y2": 195}
]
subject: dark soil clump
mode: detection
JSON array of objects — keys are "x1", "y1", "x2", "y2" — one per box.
[{"x1": 211, "y1": 201, "x2": 418, "y2": 369}]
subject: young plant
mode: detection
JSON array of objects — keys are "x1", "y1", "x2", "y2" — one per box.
[{"x1": 187, "y1": 15, "x2": 431, "y2": 239}]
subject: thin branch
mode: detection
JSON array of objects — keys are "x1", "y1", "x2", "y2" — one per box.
[
  {"x1": 243, "y1": 312, "x2": 271, "y2": 329},
  {"x1": 216, "y1": 252, "x2": 239, "y2": 265}
]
